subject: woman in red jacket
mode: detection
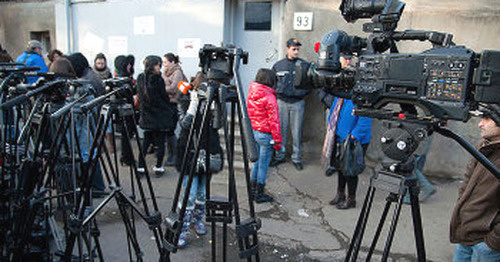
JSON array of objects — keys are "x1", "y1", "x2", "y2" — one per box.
[{"x1": 247, "y1": 69, "x2": 282, "y2": 203}]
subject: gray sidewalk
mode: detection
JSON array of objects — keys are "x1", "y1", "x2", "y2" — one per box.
[{"x1": 92, "y1": 148, "x2": 460, "y2": 261}]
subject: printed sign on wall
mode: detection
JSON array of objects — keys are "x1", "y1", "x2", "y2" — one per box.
[
  {"x1": 134, "y1": 16, "x2": 155, "y2": 35},
  {"x1": 108, "y1": 36, "x2": 128, "y2": 54},
  {"x1": 178, "y1": 38, "x2": 201, "y2": 58}
]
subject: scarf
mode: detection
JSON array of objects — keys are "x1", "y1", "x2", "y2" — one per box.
[{"x1": 321, "y1": 98, "x2": 344, "y2": 167}]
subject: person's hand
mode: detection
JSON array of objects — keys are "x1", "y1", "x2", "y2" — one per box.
[
  {"x1": 273, "y1": 143, "x2": 282, "y2": 151},
  {"x1": 187, "y1": 90, "x2": 199, "y2": 115}
]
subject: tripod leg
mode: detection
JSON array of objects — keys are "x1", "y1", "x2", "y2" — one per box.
[
  {"x1": 346, "y1": 184, "x2": 376, "y2": 262},
  {"x1": 381, "y1": 191, "x2": 405, "y2": 262},
  {"x1": 366, "y1": 193, "x2": 397, "y2": 261},
  {"x1": 409, "y1": 183, "x2": 426, "y2": 262}
]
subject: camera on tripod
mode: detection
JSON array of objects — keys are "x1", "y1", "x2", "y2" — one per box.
[
  {"x1": 296, "y1": 0, "x2": 500, "y2": 123},
  {"x1": 199, "y1": 44, "x2": 248, "y2": 83}
]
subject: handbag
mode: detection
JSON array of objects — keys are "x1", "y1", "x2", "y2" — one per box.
[{"x1": 339, "y1": 136, "x2": 366, "y2": 177}]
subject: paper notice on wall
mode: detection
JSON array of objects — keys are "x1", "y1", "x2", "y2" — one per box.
[
  {"x1": 82, "y1": 31, "x2": 104, "y2": 54},
  {"x1": 134, "y1": 16, "x2": 155, "y2": 35},
  {"x1": 178, "y1": 38, "x2": 201, "y2": 58},
  {"x1": 108, "y1": 36, "x2": 128, "y2": 55}
]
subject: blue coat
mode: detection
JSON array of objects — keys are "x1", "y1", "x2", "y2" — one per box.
[
  {"x1": 330, "y1": 98, "x2": 372, "y2": 145},
  {"x1": 15, "y1": 51, "x2": 48, "y2": 84}
]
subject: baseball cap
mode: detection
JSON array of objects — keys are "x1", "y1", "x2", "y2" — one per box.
[
  {"x1": 27, "y1": 40, "x2": 42, "y2": 50},
  {"x1": 286, "y1": 38, "x2": 302, "y2": 47}
]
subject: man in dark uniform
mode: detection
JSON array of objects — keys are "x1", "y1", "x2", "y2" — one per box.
[{"x1": 270, "y1": 38, "x2": 310, "y2": 170}]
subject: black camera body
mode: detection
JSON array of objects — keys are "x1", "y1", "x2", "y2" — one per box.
[
  {"x1": 302, "y1": 0, "x2": 500, "y2": 122},
  {"x1": 199, "y1": 44, "x2": 248, "y2": 84},
  {"x1": 353, "y1": 46, "x2": 476, "y2": 121}
]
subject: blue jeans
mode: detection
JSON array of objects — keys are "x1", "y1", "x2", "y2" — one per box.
[
  {"x1": 74, "y1": 110, "x2": 105, "y2": 191},
  {"x1": 453, "y1": 242, "x2": 500, "y2": 262},
  {"x1": 181, "y1": 175, "x2": 206, "y2": 211},
  {"x1": 275, "y1": 99, "x2": 305, "y2": 164},
  {"x1": 251, "y1": 130, "x2": 273, "y2": 184}
]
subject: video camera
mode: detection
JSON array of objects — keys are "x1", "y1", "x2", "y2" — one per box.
[
  {"x1": 299, "y1": 0, "x2": 500, "y2": 122},
  {"x1": 199, "y1": 44, "x2": 248, "y2": 84}
]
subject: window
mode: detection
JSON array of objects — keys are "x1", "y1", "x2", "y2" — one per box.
[
  {"x1": 245, "y1": 2, "x2": 272, "y2": 31},
  {"x1": 30, "y1": 31, "x2": 51, "y2": 53}
]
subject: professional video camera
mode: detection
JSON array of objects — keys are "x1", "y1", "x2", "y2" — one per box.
[
  {"x1": 298, "y1": 0, "x2": 500, "y2": 122},
  {"x1": 199, "y1": 44, "x2": 248, "y2": 83}
]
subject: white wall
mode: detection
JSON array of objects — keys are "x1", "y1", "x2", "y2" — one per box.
[{"x1": 55, "y1": 0, "x2": 225, "y2": 79}]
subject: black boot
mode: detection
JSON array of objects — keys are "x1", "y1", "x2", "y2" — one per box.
[
  {"x1": 337, "y1": 195, "x2": 356, "y2": 209},
  {"x1": 250, "y1": 180, "x2": 257, "y2": 199},
  {"x1": 255, "y1": 183, "x2": 274, "y2": 203},
  {"x1": 329, "y1": 190, "x2": 346, "y2": 206}
]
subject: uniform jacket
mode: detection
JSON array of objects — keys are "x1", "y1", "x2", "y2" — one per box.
[
  {"x1": 16, "y1": 51, "x2": 48, "y2": 84},
  {"x1": 137, "y1": 73, "x2": 177, "y2": 131},
  {"x1": 272, "y1": 57, "x2": 310, "y2": 102},
  {"x1": 332, "y1": 98, "x2": 372, "y2": 145},
  {"x1": 450, "y1": 137, "x2": 500, "y2": 251},
  {"x1": 247, "y1": 81, "x2": 282, "y2": 144}
]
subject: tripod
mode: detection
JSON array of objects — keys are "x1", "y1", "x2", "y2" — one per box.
[
  {"x1": 164, "y1": 46, "x2": 261, "y2": 261},
  {"x1": 345, "y1": 119, "x2": 429, "y2": 262},
  {"x1": 61, "y1": 85, "x2": 167, "y2": 262}
]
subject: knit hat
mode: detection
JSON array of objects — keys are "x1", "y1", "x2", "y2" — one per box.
[{"x1": 28, "y1": 40, "x2": 42, "y2": 50}]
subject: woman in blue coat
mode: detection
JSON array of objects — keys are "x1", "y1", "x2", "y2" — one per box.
[{"x1": 324, "y1": 97, "x2": 372, "y2": 209}]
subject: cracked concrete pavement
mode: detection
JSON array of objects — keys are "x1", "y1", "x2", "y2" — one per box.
[{"x1": 90, "y1": 148, "x2": 459, "y2": 261}]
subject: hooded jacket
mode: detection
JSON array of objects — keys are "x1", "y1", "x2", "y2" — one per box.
[
  {"x1": 114, "y1": 55, "x2": 135, "y2": 77},
  {"x1": 16, "y1": 50, "x2": 48, "y2": 84},
  {"x1": 247, "y1": 81, "x2": 282, "y2": 144},
  {"x1": 450, "y1": 135, "x2": 500, "y2": 251}
]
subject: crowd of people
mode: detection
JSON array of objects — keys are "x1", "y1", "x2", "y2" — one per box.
[{"x1": 2, "y1": 38, "x2": 499, "y2": 260}]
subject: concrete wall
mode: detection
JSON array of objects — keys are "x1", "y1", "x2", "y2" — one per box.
[
  {"x1": 281, "y1": 0, "x2": 500, "y2": 179},
  {"x1": 0, "y1": 1, "x2": 55, "y2": 62},
  {"x1": 54, "y1": 0, "x2": 225, "y2": 79}
]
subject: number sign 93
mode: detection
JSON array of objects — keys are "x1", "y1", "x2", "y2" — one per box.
[{"x1": 294, "y1": 12, "x2": 313, "y2": 31}]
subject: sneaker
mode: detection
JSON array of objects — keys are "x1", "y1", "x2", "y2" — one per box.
[
  {"x1": 177, "y1": 231, "x2": 189, "y2": 248},
  {"x1": 137, "y1": 167, "x2": 145, "y2": 176},
  {"x1": 153, "y1": 166, "x2": 165, "y2": 177},
  {"x1": 269, "y1": 158, "x2": 286, "y2": 167},
  {"x1": 293, "y1": 162, "x2": 304, "y2": 171},
  {"x1": 194, "y1": 221, "x2": 207, "y2": 236}
]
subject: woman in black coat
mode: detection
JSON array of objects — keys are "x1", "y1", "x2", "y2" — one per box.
[{"x1": 136, "y1": 55, "x2": 178, "y2": 176}]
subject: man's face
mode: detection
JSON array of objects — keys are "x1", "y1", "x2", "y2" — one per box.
[
  {"x1": 286, "y1": 46, "x2": 300, "y2": 60},
  {"x1": 340, "y1": 57, "x2": 352, "y2": 69},
  {"x1": 95, "y1": 58, "x2": 106, "y2": 70},
  {"x1": 34, "y1": 47, "x2": 42, "y2": 56},
  {"x1": 478, "y1": 117, "x2": 500, "y2": 139}
]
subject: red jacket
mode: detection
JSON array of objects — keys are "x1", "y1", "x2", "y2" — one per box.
[{"x1": 247, "y1": 81, "x2": 282, "y2": 144}]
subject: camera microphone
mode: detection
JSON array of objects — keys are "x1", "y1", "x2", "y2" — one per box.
[{"x1": 177, "y1": 81, "x2": 192, "y2": 94}]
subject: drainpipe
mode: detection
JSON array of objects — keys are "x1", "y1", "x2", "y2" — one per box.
[{"x1": 66, "y1": 0, "x2": 72, "y2": 53}]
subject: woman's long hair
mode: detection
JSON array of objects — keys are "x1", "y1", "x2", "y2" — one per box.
[{"x1": 141, "y1": 55, "x2": 162, "y2": 101}]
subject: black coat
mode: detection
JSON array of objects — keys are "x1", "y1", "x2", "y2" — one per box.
[{"x1": 137, "y1": 73, "x2": 177, "y2": 131}]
